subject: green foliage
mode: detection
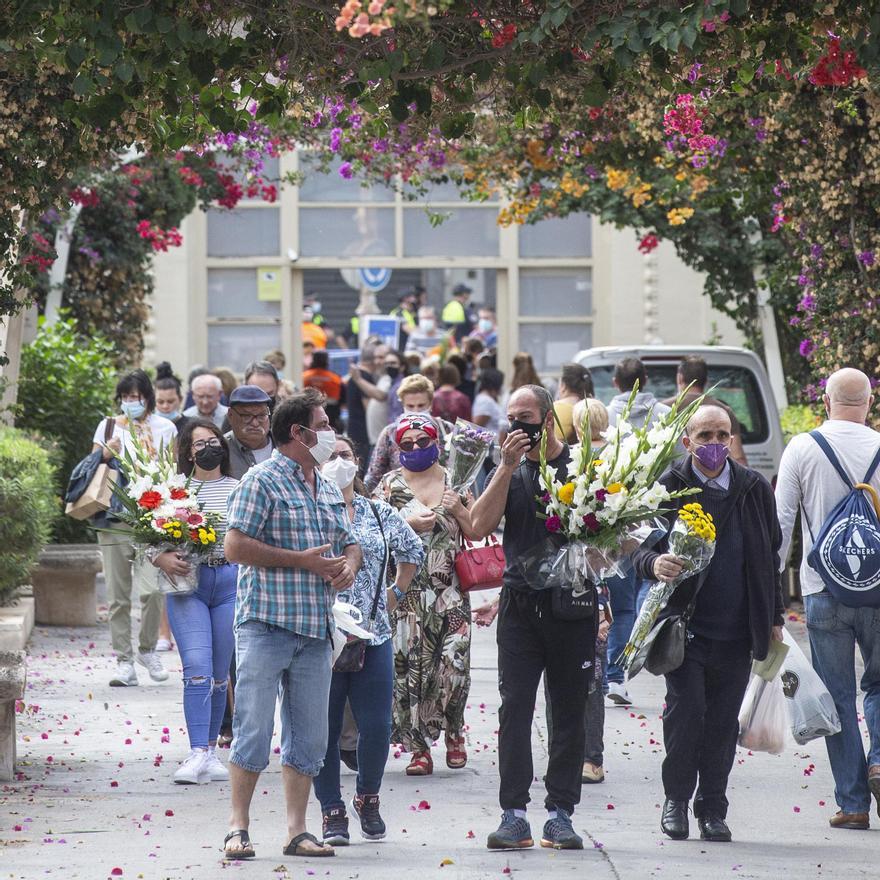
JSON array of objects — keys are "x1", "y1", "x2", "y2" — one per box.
[
  {"x1": 15, "y1": 316, "x2": 116, "y2": 544},
  {"x1": 0, "y1": 427, "x2": 57, "y2": 604},
  {"x1": 780, "y1": 404, "x2": 823, "y2": 444}
]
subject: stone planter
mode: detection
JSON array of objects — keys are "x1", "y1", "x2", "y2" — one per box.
[{"x1": 31, "y1": 545, "x2": 102, "y2": 626}]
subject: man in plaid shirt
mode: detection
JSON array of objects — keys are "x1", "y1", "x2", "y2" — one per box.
[{"x1": 223, "y1": 388, "x2": 362, "y2": 860}]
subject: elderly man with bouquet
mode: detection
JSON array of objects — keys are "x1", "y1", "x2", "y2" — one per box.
[{"x1": 631, "y1": 404, "x2": 785, "y2": 844}]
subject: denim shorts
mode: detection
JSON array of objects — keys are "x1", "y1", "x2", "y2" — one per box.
[{"x1": 229, "y1": 619, "x2": 332, "y2": 776}]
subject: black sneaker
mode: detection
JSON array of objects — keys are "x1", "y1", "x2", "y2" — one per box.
[
  {"x1": 350, "y1": 794, "x2": 386, "y2": 840},
  {"x1": 487, "y1": 810, "x2": 534, "y2": 850},
  {"x1": 322, "y1": 806, "x2": 350, "y2": 846},
  {"x1": 540, "y1": 809, "x2": 583, "y2": 850}
]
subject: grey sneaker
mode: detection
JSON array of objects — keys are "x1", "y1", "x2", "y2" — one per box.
[
  {"x1": 136, "y1": 650, "x2": 169, "y2": 682},
  {"x1": 541, "y1": 809, "x2": 583, "y2": 850},
  {"x1": 109, "y1": 660, "x2": 138, "y2": 687},
  {"x1": 487, "y1": 810, "x2": 533, "y2": 850}
]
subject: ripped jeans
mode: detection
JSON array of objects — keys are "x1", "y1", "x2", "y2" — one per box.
[{"x1": 166, "y1": 563, "x2": 238, "y2": 749}]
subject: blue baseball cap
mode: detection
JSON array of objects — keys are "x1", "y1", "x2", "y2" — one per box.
[{"x1": 229, "y1": 385, "x2": 272, "y2": 406}]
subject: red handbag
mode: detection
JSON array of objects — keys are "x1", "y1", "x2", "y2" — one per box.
[{"x1": 455, "y1": 535, "x2": 506, "y2": 592}]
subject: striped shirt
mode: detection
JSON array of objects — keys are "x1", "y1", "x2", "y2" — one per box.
[
  {"x1": 190, "y1": 476, "x2": 238, "y2": 559},
  {"x1": 226, "y1": 449, "x2": 356, "y2": 638}
]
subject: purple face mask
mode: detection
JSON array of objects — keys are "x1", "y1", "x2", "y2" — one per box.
[
  {"x1": 399, "y1": 443, "x2": 439, "y2": 472},
  {"x1": 693, "y1": 442, "x2": 729, "y2": 472}
]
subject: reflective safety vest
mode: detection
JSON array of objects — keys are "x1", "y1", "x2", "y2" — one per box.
[{"x1": 442, "y1": 299, "x2": 466, "y2": 325}]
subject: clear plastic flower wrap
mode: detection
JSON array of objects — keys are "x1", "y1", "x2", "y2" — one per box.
[
  {"x1": 447, "y1": 418, "x2": 495, "y2": 492},
  {"x1": 141, "y1": 543, "x2": 202, "y2": 596},
  {"x1": 516, "y1": 518, "x2": 666, "y2": 594},
  {"x1": 619, "y1": 503, "x2": 717, "y2": 676}
]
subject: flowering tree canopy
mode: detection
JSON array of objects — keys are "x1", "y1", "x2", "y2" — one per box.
[{"x1": 3, "y1": 1, "x2": 880, "y2": 397}]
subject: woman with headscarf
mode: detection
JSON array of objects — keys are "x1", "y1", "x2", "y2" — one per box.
[{"x1": 378, "y1": 414, "x2": 481, "y2": 777}]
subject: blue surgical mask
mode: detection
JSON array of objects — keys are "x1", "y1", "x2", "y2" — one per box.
[
  {"x1": 121, "y1": 401, "x2": 146, "y2": 420},
  {"x1": 399, "y1": 444, "x2": 439, "y2": 472},
  {"x1": 159, "y1": 410, "x2": 179, "y2": 422}
]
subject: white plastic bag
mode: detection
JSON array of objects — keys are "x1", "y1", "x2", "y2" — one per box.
[
  {"x1": 738, "y1": 673, "x2": 788, "y2": 755},
  {"x1": 780, "y1": 629, "x2": 841, "y2": 744},
  {"x1": 330, "y1": 601, "x2": 373, "y2": 667}
]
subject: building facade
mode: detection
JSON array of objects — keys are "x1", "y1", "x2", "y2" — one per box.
[{"x1": 146, "y1": 153, "x2": 743, "y2": 384}]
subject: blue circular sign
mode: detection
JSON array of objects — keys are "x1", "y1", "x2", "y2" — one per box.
[{"x1": 358, "y1": 267, "x2": 392, "y2": 292}]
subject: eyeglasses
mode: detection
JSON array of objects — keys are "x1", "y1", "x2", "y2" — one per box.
[
  {"x1": 192, "y1": 439, "x2": 222, "y2": 451},
  {"x1": 235, "y1": 411, "x2": 269, "y2": 424},
  {"x1": 398, "y1": 436, "x2": 434, "y2": 452},
  {"x1": 328, "y1": 450, "x2": 355, "y2": 461}
]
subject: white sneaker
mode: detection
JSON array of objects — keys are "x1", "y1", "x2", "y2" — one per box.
[
  {"x1": 173, "y1": 749, "x2": 210, "y2": 784},
  {"x1": 109, "y1": 661, "x2": 138, "y2": 687},
  {"x1": 136, "y1": 650, "x2": 169, "y2": 682},
  {"x1": 606, "y1": 682, "x2": 632, "y2": 706},
  {"x1": 204, "y1": 748, "x2": 229, "y2": 782},
  {"x1": 155, "y1": 638, "x2": 173, "y2": 652}
]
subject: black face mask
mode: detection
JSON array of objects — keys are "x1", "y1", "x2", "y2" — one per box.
[
  {"x1": 386, "y1": 366, "x2": 400, "y2": 380},
  {"x1": 194, "y1": 445, "x2": 224, "y2": 470},
  {"x1": 509, "y1": 418, "x2": 544, "y2": 451}
]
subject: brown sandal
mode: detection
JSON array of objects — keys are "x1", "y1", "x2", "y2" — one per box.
[
  {"x1": 405, "y1": 750, "x2": 433, "y2": 776},
  {"x1": 283, "y1": 831, "x2": 335, "y2": 857},
  {"x1": 445, "y1": 734, "x2": 467, "y2": 769},
  {"x1": 223, "y1": 829, "x2": 255, "y2": 860}
]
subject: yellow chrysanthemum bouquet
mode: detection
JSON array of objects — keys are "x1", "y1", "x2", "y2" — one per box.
[{"x1": 619, "y1": 502, "x2": 718, "y2": 675}]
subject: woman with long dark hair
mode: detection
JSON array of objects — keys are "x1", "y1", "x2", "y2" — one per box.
[
  {"x1": 92, "y1": 369, "x2": 177, "y2": 688},
  {"x1": 151, "y1": 418, "x2": 239, "y2": 785}
]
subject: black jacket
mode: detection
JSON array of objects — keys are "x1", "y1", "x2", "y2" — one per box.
[{"x1": 632, "y1": 457, "x2": 785, "y2": 661}]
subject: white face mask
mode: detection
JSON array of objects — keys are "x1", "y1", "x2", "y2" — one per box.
[
  {"x1": 300, "y1": 428, "x2": 337, "y2": 465},
  {"x1": 419, "y1": 319, "x2": 435, "y2": 334},
  {"x1": 322, "y1": 457, "x2": 358, "y2": 489}
]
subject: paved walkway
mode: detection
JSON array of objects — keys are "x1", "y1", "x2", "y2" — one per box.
[{"x1": 1, "y1": 594, "x2": 877, "y2": 880}]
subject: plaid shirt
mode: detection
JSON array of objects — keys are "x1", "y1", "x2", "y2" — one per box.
[{"x1": 227, "y1": 449, "x2": 355, "y2": 638}]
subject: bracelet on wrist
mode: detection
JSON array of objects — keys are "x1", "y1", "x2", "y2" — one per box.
[{"x1": 390, "y1": 584, "x2": 405, "y2": 602}]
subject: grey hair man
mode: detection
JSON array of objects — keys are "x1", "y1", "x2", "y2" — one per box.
[
  {"x1": 776, "y1": 367, "x2": 880, "y2": 831},
  {"x1": 184, "y1": 373, "x2": 228, "y2": 430}
]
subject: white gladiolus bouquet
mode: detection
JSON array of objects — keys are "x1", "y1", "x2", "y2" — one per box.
[{"x1": 519, "y1": 385, "x2": 704, "y2": 591}]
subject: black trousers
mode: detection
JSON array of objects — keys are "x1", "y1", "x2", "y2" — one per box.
[
  {"x1": 497, "y1": 588, "x2": 596, "y2": 814},
  {"x1": 662, "y1": 633, "x2": 752, "y2": 818}
]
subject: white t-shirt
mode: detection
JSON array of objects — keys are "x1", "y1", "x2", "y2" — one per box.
[
  {"x1": 472, "y1": 391, "x2": 503, "y2": 438},
  {"x1": 189, "y1": 476, "x2": 238, "y2": 559},
  {"x1": 252, "y1": 442, "x2": 273, "y2": 464},
  {"x1": 93, "y1": 413, "x2": 177, "y2": 460},
  {"x1": 366, "y1": 374, "x2": 392, "y2": 444},
  {"x1": 776, "y1": 419, "x2": 880, "y2": 596}
]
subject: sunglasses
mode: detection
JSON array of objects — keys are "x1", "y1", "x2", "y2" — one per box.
[{"x1": 398, "y1": 436, "x2": 434, "y2": 452}]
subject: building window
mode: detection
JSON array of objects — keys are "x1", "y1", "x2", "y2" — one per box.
[
  {"x1": 403, "y1": 208, "x2": 500, "y2": 257},
  {"x1": 518, "y1": 213, "x2": 592, "y2": 258},
  {"x1": 299, "y1": 207, "x2": 395, "y2": 258},
  {"x1": 207, "y1": 208, "x2": 280, "y2": 257},
  {"x1": 518, "y1": 322, "x2": 593, "y2": 372},
  {"x1": 207, "y1": 324, "x2": 281, "y2": 373}
]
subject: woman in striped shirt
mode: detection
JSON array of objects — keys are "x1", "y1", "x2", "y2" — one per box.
[{"x1": 152, "y1": 418, "x2": 239, "y2": 787}]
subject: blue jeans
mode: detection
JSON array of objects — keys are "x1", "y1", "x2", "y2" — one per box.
[
  {"x1": 606, "y1": 571, "x2": 639, "y2": 684},
  {"x1": 230, "y1": 619, "x2": 332, "y2": 776},
  {"x1": 805, "y1": 592, "x2": 880, "y2": 814},
  {"x1": 314, "y1": 639, "x2": 394, "y2": 811},
  {"x1": 166, "y1": 563, "x2": 237, "y2": 749}
]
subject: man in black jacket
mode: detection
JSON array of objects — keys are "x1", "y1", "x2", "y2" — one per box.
[{"x1": 633, "y1": 405, "x2": 785, "y2": 843}]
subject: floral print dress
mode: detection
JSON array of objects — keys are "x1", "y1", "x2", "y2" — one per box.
[{"x1": 379, "y1": 468, "x2": 471, "y2": 752}]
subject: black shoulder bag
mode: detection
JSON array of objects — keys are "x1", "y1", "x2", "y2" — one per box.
[
  {"x1": 334, "y1": 501, "x2": 388, "y2": 673},
  {"x1": 631, "y1": 476, "x2": 747, "y2": 678}
]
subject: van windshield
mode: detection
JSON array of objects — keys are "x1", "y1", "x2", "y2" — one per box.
[{"x1": 586, "y1": 364, "x2": 769, "y2": 445}]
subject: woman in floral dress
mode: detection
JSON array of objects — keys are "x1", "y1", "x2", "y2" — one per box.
[{"x1": 379, "y1": 413, "x2": 480, "y2": 776}]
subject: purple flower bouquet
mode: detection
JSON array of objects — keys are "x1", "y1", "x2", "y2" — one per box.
[{"x1": 447, "y1": 418, "x2": 495, "y2": 492}]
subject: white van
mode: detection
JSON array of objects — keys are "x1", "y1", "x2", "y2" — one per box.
[{"x1": 573, "y1": 345, "x2": 785, "y2": 485}]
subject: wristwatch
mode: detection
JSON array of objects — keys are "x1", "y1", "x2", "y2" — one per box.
[{"x1": 390, "y1": 584, "x2": 405, "y2": 602}]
